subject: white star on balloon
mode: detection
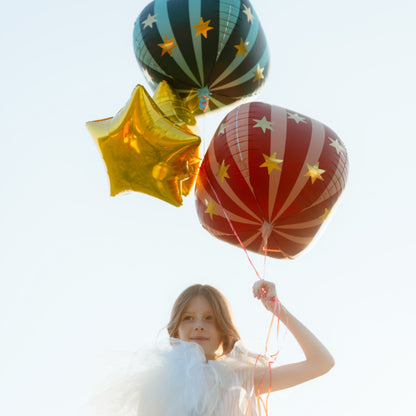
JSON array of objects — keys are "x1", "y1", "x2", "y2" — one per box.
[
  {"x1": 253, "y1": 116, "x2": 273, "y2": 133},
  {"x1": 329, "y1": 137, "x2": 345, "y2": 155},
  {"x1": 287, "y1": 112, "x2": 307, "y2": 124},
  {"x1": 218, "y1": 122, "x2": 227, "y2": 135},
  {"x1": 243, "y1": 5, "x2": 255, "y2": 23},
  {"x1": 142, "y1": 13, "x2": 158, "y2": 29}
]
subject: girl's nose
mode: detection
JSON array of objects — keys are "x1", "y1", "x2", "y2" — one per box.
[{"x1": 194, "y1": 319, "x2": 204, "y2": 330}]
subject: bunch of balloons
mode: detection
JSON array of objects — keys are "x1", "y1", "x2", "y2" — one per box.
[{"x1": 87, "y1": 0, "x2": 348, "y2": 258}]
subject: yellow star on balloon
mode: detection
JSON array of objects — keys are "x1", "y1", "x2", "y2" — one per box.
[
  {"x1": 86, "y1": 85, "x2": 201, "y2": 207},
  {"x1": 304, "y1": 162, "x2": 325, "y2": 184},
  {"x1": 319, "y1": 208, "x2": 331, "y2": 222},
  {"x1": 205, "y1": 199, "x2": 218, "y2": 220},
  {"x1": 158, "y1": 36, "x2": 178, "y2": 56},
  {"x1": 216, "y1": 160, "x2": 230, "y2": 183},
  {"x1": 253, "y1": 64, "x2": 265, "y2": 83},
  {"x1": 193, "y1": 17, "x2": 213, "y2": 38},
  {"x1": 260, "y1": 153, "x2": 283, "y2": 174},
  {"x1": 234, "y1": 38, "x2": 249, "y2": 58}
]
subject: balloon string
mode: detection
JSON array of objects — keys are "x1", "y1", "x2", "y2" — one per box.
[
  {"x1": 255, "y1": 297, "x2": 281, "y2": 416},
  {"x1": 203, "y1": 167, "x2": 262, "y2": 280},
  {"x1": 264, "y1": 295, "x2": 281, "y2": 358},
  {"x1": 203, "y1": 168, "x2": 281, "y2": 416}
]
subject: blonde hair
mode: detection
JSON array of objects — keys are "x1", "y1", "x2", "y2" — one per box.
[{"x1": 167, "y1": 284, "x2": 240, "y2": 356}]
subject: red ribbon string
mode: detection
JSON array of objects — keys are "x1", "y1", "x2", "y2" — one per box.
[
  {"x1": 204, "y1": 168, "x2": 263, "y2": 280},
  {"x1": 200, "y1": 95, "x2": 210, "y2": 113},
  {"x1": 203, "y1": 170, "x2": 281, "y2": 415}
]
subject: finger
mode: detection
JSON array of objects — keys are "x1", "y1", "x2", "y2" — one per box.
[{"x1": 252, "y1": 281, "x2": 262, "y2": 297}]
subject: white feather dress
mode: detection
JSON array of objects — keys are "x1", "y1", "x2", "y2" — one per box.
[{"x1": 92, "y1": 339, "x2": 269, "y2": 416}]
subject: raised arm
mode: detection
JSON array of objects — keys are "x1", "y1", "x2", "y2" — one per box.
[{"x1": 252, "y1": 280, "x2": 335, "y2": 394}]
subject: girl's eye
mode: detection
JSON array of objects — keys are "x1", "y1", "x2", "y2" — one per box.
[
  {"x1": 206, "y1": 315, "x2": 213, "y2": 320},
  {"x1": 183, "y1": 315, "x2": 193, "y2": 321}
]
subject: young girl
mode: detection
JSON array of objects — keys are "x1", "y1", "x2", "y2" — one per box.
[{"x1": 95, "y1": 280, "x2": 334, "y2": 415}]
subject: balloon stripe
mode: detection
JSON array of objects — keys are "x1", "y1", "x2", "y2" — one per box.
[
  {"x1": 212, "y1": 16, "x2": 266, "y2": 89},
  {"x1": 209, "y1": 94, "x2": 235, "y2": 108},
  {"x1": 268, "y1": 105, "x2": 287, "y2": 220},
  {"x1": 241, "y1": 231, "x2": 262, "y2": 251},
  {"x1": 196, "y1": 180, "x2": 259, "y2": 226},
  {"x1": 207, "y1": 95, "x2": 225, "y2": 110},
  {"x1": 274, "y1": 230, "x2": 312, "y2": 245},
  {"x1": 208, "y1": 1, "x2": 252, "y2": 86},
  {"x1": 226, "y1": 104, "x2": 252, "y2": 185},
  {"x1": 273, "y1": 196, "x2": 338, "y2": 228},
  {"x1": 266, "y1": 233, "x2": 290, "y2": 258},
  {"x1": 219, "y1": 107, "x2": 268, "y2": 217},
  {"x1": 154, "y1": 0, "x2": 200, "y2": 86},
  {"x1": 248, "y1": 102, "x2": 272, "y2": 219},
  {"x1": 209, "y1": 139, "x2": 262, "y2": 221},
  {"x1": 200, "y1": 172, "x2": 272, "y2": 278},
  {"x1": 188, "y1": 0, "x2": 204, "y2": 85},
  {"x1": 307, "y1": 154, "x2": 348, "y2": 209},
  {"x1": 211, "y1": 47, "x2": 269, "y2": 91},
  {"x1": 133, "y1": 14, "x2": 169, "y2": 77},
  {"x1": 136, "y1": 18, "x2": 196, "y2": 87},
  {"x1": 217, "y1": 0, "x2": 241, "y2": 59},
  {"x1": 276, "y1": 218, "x2": 324, "y2": 229},
  {"x1": 209, "y1": 14, "x2": 259, "y2": 89},
  {"x1": 206, "y1": 137, "x2": 262, "y2": 222},
  {"x1": 199, "y1": 162, "x2": 258, "y2": 224},
  {"x1": 269, "y1": 111, "x2": 311, "y2": 221},
  {"x1": 167, "y1": 0, "x2": 202, "y2": 85},
  {"x1": 199, "y1": 0, "x2": 221, "y2": 85},
  {"x1": 272, "y1": 115, "x2": 323, "y2": 222},
  {"x1": 269, "y1": 232, "x2": 307, "y2": 258},
  {"x1": 286, "y1": 125, "x2": 348, "y2": 216}
]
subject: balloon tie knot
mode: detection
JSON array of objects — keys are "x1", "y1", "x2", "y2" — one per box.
[
  {"x1": 260, "y1": 221, "x2": 274, "y2": 247},
  {"x1": 197, "y1": 86, "x2": 211, "y2": 112}
]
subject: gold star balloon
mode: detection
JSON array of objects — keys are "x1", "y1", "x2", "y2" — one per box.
[
  {"x1": 86, "y1": 85, "x2": 201, "y2": 207},
  {"x1": 152, "y1": 81, "x2": 200, "y2": 197},
  {"x1": 153, "y1": 80, "x2": 198, "y2": 135}
]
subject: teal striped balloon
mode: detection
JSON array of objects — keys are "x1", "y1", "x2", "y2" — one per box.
[{"x1": 133, "y1": 0, "x2": 269, "y2": 114}]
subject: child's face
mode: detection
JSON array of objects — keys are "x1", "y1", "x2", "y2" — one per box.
[{"x1": 177, "y1": 295, "x2": 222, "y2": 360}]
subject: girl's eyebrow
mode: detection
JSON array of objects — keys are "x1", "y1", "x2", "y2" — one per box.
[{"x1": 183, "y1": 310, "x2": 213, "y2": 315}]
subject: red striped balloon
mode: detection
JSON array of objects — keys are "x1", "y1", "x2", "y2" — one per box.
[{"x1": 195, "y1": 102, "x2": 348, "y2": 259}]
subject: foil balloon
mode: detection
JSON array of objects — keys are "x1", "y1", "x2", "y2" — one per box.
[
  {"x1": 86, "y1": 85, "x2": 201, "y2": 207},
  {"x1": 152, "y1": 80, "x2": 201, "y2": 196},
  {"x1": 153, "y1": 80, "x2": 198, "y2": 135},
  {"x1": 195, "y1": 102, "x2": 349, "y2": 259},
  {"x1": 133, "y1": 0, "x2": 269, "y2": 114}
]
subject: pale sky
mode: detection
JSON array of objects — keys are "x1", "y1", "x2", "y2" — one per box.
[{"x1": 1, "y1": 1, "x2": 415, "y2": 415}]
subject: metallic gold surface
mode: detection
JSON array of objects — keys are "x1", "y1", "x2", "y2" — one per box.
[{"x1": 86, "y1": 85, "x2": 201, "y2": 206}]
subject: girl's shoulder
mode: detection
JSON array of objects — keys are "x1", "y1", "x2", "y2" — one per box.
[{"x1": 220, "y1": 340, "x2": 270, "y2": 370}]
